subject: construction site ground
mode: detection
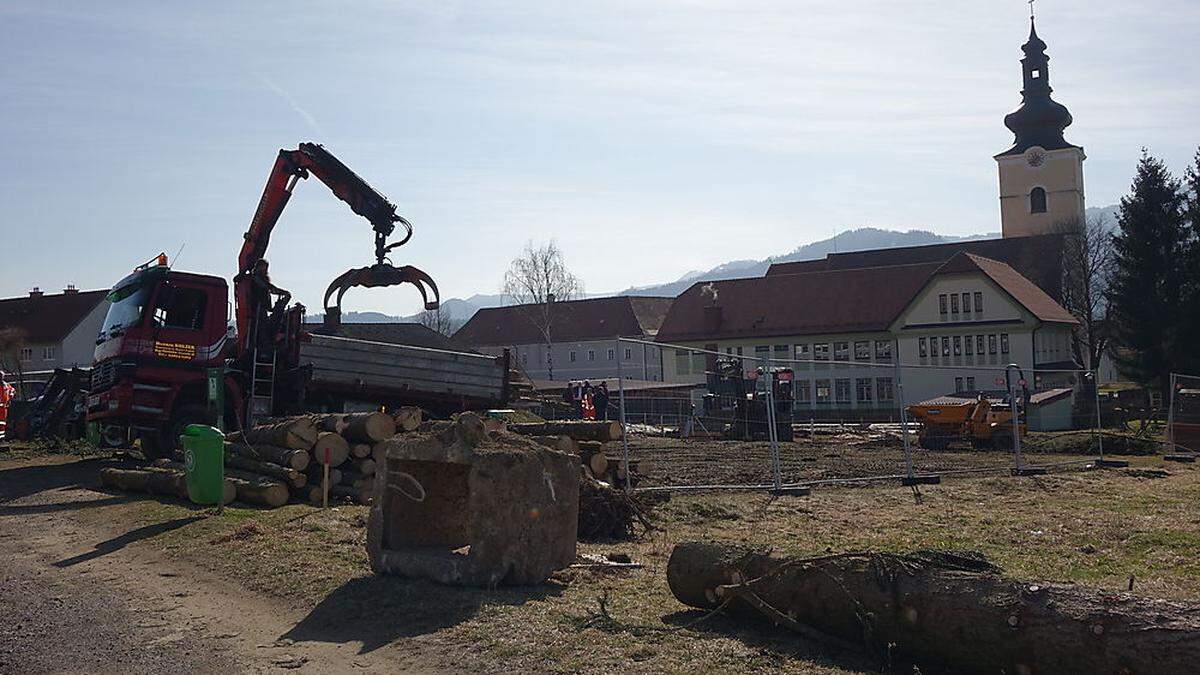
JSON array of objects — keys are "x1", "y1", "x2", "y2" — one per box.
[{"x1": 2, "y1": 435, "x2": 1197, "y2": 675}]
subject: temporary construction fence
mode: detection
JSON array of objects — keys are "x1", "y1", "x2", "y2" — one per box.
[
  {"x1": 1165, "y1": 372, "x2": 1200, "y2": 457},
  {"x1": 613, "y1": 337, "x2": 1135, "y2": 493}
]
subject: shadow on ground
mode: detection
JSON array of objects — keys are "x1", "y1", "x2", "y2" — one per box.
[
  {"x1": 53, "y1": 515, "x2": 206, "y2": 567},
  {"x1": 282, "y1": 575, "x2": 564, "y2": 653},
  {"x1": 0, "y1": 456, "x2": 115, "y2": 505},
  {"x1": 660, "y1": 609, "x2": 883, "y2": 674}
]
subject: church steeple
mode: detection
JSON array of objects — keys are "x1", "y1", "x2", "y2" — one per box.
[{"x1": 998, "y1": 18, "x2": 1078, "y2": 157}]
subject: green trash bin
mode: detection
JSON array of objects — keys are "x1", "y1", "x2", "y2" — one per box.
[{"x1": 181, "y1": 424, "x2": 225, "y2": 505}]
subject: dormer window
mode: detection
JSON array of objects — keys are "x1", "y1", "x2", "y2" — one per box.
[{"x1": 1030, "y1": 187, "x2": 1047, "y2": 213}]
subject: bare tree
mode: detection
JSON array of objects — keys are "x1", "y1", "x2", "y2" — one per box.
[
  {"x1": 1056, "y1": 213, "x2": 1115, "y2": 372},
  {"x1": 502, "y1": 240, "x2": 584, "y2": 380},
  {"x1": 418, "y1": 306, "x2": 455, "y2": 337}
]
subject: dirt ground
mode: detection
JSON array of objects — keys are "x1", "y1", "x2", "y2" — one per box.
[{"x1": 2, "y1": 437, "x2": 1197, "y2": 674}]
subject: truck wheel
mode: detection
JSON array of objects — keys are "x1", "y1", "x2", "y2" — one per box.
[{"x1": 161, "y1": 404, "x2": 211, "y2": 460}]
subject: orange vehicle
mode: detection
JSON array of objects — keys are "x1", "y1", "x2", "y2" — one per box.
[{"x1": 907, "y1": 393, "x2": 1026, "y2": 451}]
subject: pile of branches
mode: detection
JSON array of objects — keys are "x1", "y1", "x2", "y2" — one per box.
[{"x1": 578, "y1": 473, "x2": 654, "y2": 541}]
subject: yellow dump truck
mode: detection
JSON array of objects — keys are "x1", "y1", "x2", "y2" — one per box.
[{"x1": 907, "y1": 394, "x2": 1025, "y2": 451}]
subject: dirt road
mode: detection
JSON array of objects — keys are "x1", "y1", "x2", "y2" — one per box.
[{"x1": 0, "y1": 455, "x2": 432, "y2": 674}]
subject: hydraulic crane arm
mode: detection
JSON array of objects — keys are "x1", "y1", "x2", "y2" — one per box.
[{"x1": 234, "y1": 142, "x2": 439, "y2": 355}]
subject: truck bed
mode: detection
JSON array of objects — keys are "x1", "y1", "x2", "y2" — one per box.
[{"x1": 299, "y1": 334, "x2": 508, "y2": 410}]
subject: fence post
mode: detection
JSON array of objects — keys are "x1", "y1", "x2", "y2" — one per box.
[
  {"x1": 764, "y1": 370, "x2": 783, "y2": 492},
  {"x1": 1093, "y1": 369, "x2": 1104, "y2": 459},
  {"x1": 1165, "y1": 372, "x2": 1177, "y2": 454},
  {"x1": 617, "y1": 338, "x2": 631, "y2": 493},
  {"x1": 894, "y1": 357, "x2": 915, "y2": 480}
]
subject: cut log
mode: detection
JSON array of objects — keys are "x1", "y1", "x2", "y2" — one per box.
[
  {"x1": 226, "y1": 465, "x2": 305, "y2": 490},
  {"x1": 223, "y1": 454, "x2": 305, "y2": 487},
  {"x1": 371, "y1": 442, "x2": 386, "y2": 465},
  {"x1": 393, "y1": 406, "x2": 423, "y2": 432},
  {"x1": 311, "y1": 431, "x2": 350, "y2": 467},
  {"x1": 530, "y1": 435, "x2": 580, "y2": 455},
  {"x1": 350, "y1": 443, "x2": 372, "y2": 459},
  {"x1": 310, "y1": 413, "x2": 349, "y2": 434},
  {"x1": 352, "y1": 457, "x2": 376, "y2": 476},
  {"x1": 100, "y1": 467, "x2": 187, "y2": 498},
  {"x1": 305, "y1": 464, "x2": 342, "y2": 487},
  {"x1": 234, "y1": 417, "x2": 318, "y2": 450},
  {"x1": 508, "y1": 420, "x2": 622, "y2": 442},
  {"x1": 578, "y1": 440, "x2": 604, "y2": 454},
  {"x1": 226, "y1": 442, "x2": 310, "y2": 471},
  {"x1": 586, "y1": 451, "x2": 608, "y2": 478},
  {"x1": 136, "y1": 463, "x2": 237, "y2": 503},
  {"x1": 342, "y1": 412, "x2": 396, "y2": 443},
  {"x1": 226, "y1": 475, "x2": 289, "y2": 508},
  {"x1": 666, "y1": 542, "x2": 1200, "y2": 675},
  {"x1": 330, "y1": 483, "x2": 371, "y2": 505}
]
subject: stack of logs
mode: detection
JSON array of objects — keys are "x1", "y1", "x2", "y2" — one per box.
[
  {"x1": 221, "y1": 407, "x2": 426, "y2": 507},
  {"x1": 101, "y1": 407, "x2": 425, "y2": 509},
  {"x1": 507, "y1": 419, "x2": 638, "y2": 488}
]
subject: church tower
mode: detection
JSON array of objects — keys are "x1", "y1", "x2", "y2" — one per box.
[{"x1": 995, "y1": 17, "x2": 1085, "y2": 238}]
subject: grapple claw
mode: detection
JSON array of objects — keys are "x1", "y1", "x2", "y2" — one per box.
[{"x1": 322, "y1": 263, "x2": 440, "y2": 328}]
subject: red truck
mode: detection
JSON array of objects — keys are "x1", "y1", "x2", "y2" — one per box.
[{"x1": 87, "y1": 143, "x2": 510, "y2": 456}]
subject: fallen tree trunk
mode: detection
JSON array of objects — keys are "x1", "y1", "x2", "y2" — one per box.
[
  {"x1": 342, "y1": 411, "x2": 395, "y2": 443},
  {"x1": 101, "y1": 467, "x2": 237, "y2": 504},
  {"x1": 226, "y1": 442, "x2": 310, "y2": 471},
  {"x1": 351, "y1": 457, "x2": 376, "y2": 476},
  {"x1": 529, "y1": 435, "x2": 579, "y2": 456},
  {"x1": 666, "y1": 542, "x2": 1200, "y2": 675},
  {"x1": 233, "y1": 417, "x2": 317, "y2": 450},
  {"x1": 310, "y1": 413, "x2": 348, "y2": 434},
  {"x1": 350, "y1": 443, "x2": 372, "y2": 459},
  {"x1": 509, "y1": 420, "x2": 622, "y2": 442}
]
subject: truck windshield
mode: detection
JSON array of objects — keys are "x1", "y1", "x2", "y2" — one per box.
[{"x1": 100, "y1": 282, "x2": 150, "y2": 338}]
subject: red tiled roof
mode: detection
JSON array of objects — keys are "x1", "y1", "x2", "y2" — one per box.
[
  {"x1": 452, "y1": 296, "x2": 674, "y2": 347},
  {"x1": 936, "y1": 253, "x2": 1078, "y2": 325},
  {"x1": 657, "y1": 251, "x2": 1077, "y2": 342},
  {"x1": 0, "y1": 289, "x2": 108, "y2": 344},
  {"x1": 306, "y1": 322, "x2": 456, "y2": 350},
  {"x1": 766, "y1": 234, "x2": 1065, "y2": 301},
  {"x1": 656, "y1": 263, "x2": 942, "y2": 342}
]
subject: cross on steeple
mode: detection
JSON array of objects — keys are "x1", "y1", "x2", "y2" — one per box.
[{"x1": 1028, "y1": 0, "x2": 1036, "y2": 20}]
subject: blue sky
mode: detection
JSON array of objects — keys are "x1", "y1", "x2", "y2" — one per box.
[{"x1": 1, "y1": 1, "x2": 1197, "y2": 316}]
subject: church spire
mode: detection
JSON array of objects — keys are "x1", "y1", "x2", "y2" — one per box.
[{"x1": 997, "y1": 16, "x2": 1077, "y2": 156}]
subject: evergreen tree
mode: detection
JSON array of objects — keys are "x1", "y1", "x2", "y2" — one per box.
[
  {"x1": 1107, "y1": 151, "x2": 1188, "y2": 395},
  {"x1": 1182, "y1": 148, "x2": 1200, "y2": 373}
]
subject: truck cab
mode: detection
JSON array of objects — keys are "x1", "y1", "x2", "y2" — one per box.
[{"x1": 88, "y1": 260, "x2": 232, "y2": 454}]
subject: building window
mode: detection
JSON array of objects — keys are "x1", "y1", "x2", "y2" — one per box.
[
  {"x1": 624, "y1": 347, "x2": 632, "y2": 359},
  {"x1": 773, "y1": 344, "x2": 789, "y2": 362},
  {"x1": 918, "y1": 337, "x2": 927, "y2": 358},
  {"x1": 521, "y1": 353, "x2": 528, "y2": 365},
  {"x1": 939, "y1": 294, "x2": 948, "y2": 315},
  {"x1": 834, "y1": 379, "x2": 851, "y2": 404},
  {"x1": 854, "y1": 341, "x2": 870, "y2": 361},
  {"x1": 965, "y1": 335, "x2": 974, "y2": 356},
  {"x1": 874, "y1": 340, "x2": 892, "y2": 362},
  {"x1": 955, "y1": 377, "x2": 964, "y2": 392},
  {"x1": 674, "y1": 349, "x2": 690, "y2": 374},
  {"x1": 953, "y1": 336, "x2": 962, "y2": 356},
  {"x1": 20, "y1": 347, "x2": 33, "y2": 361},
  {"x1": 588, "y1": 350, "x2": 595, "y2": 361},
  {"x1": 941, "y1": 337, "x2": 951, "y2": 357},
  {"x1": 815, "y1": 379, "x2": 832, "y2": 404},
  {"x1": 988, "y1": 334, "x2": 997, "y2": 355},
  {"x1": 795, "y1": 380, "x2": 811, "y2": 404},
  {"x1": 833, "y1": 341, "x2": 849, "y2": 361},
  {"x1": 855, "y1": 378, "x2": 873, "y2": 404},
  {"x1": 1000, "y1": 333, "x2": 1010, "y2": 354},
  {"x1": 876, "y1": 377, "x2": 894, "y2": 402},
  {"x1": 43, "y1": 345, "x2": 56, "y2": 361},
  {"x1": 1030, "y1": 186, "x2": 1047, "y2": 213},
  {"x1": 962, "y1": 292, "x2": 972, "y2": 313},
  {"x1": 976, "y1": 335, "x2": 985, "y2": 355},
  {"x1": 794, "y1": 343, "x2": 810, "y2": 363},
  {"x1": 974, "y1": 292, "x2": 983, "y2": 314},
  {"x1": 950, "y1": 293, "x2": 959, "y2": 314},
  {"x1": 813, "y1": 343, "x2": 830, "y2": 362},
  {"x1": 570, "y1": 350, "x2": 577, "y2": 363},
  {"x1": 607, "y1": 348, "x2": 614, "y2": 360},
  {"x1": 966, "y1": 376, "x2": 976, "y2": 390}
]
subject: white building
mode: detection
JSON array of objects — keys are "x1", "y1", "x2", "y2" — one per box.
[
  {"x1": 452, "y1": 296, "x2": 673, "y2": 383},
  {"x1": 0, "y1": 286, "x2": 109, "y2": 378},
  {"x1": 655, "y1": 250, "x2": 1079, "y2": 417}
]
